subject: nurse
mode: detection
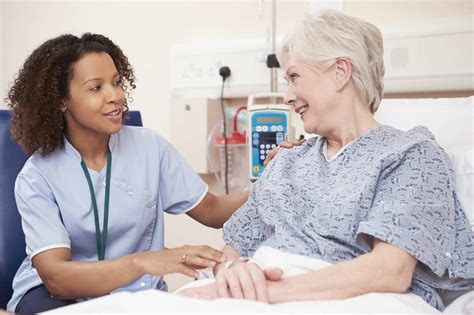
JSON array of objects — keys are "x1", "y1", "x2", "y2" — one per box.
[{"x1": 5, "y1": 33, "x2": 248, "y2": 313}]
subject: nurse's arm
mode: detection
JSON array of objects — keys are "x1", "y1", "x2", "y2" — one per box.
[
  {"x1": 187, "y1": 191, "x2": 249, "y2": 228},
  {"x1": 33, "y1": 248, "x2": 144, "y2": 299},
  {"x1": 267, "y1": 238, "x2": 417, "y2": 303},
  {"x1": 32, "y1": 244, "x2": 224, "y2": 299}
]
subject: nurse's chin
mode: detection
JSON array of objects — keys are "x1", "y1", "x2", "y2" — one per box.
[{"x1": 105, "y1": 124, "x2": 123, "y2": 135}]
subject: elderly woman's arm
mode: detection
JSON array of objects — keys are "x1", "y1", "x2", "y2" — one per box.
[
  {"x1": 179, "y1": 238, "x2": 416, "y2": 302},
  {"x1": 267, "y1": 238, "x2": 417, "y2": 303}
]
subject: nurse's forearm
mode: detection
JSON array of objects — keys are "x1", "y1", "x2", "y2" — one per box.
[
  {"x1": 212, "y1": 190, "x2": 249, "y2": 226},
  {"x1": 37, "y1": 250, "x2": 144, "y2": 299},
  {"x1": 187, "y1": 191, "x2": 249, "y2": 228}
]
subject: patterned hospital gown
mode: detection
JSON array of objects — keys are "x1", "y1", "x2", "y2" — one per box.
[{"x1": 223, "y1": 125, "x2": 474, "y2": 310}]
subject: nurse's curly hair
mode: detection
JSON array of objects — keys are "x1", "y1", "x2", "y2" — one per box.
[{"x1": 5, "y1": 33, "x2": 136, "y2": 156}]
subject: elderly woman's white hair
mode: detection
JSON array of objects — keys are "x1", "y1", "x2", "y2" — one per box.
[{"x1": 278, "y1": 10, "x2": 385, "y2": 113}]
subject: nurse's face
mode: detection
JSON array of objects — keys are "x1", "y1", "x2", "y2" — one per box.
[
  {"x1": 63, "y1": 52, "x2": 125, "y2": 137},
  {"x1": 283, "y1": 52, "x2": 338, "y2": 135}
]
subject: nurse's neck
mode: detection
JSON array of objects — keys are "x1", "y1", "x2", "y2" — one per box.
[{"x1": 66, "y1": 130, "x2": 110, "y2": 172}]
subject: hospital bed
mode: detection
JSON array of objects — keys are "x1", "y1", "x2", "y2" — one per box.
[{"x1": 47, "y1": 97, "x2": 473, "y2": 314}]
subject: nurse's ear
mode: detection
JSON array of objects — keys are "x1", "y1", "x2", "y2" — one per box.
[
  {"x1": 60, "y1": 101, "x2": 67, "y2": 113},
  {"x1": 334, "y1": 57, "x2": 352, "y2": 91}
]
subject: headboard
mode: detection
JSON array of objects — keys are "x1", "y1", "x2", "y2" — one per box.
[{"x1": 375, "y1": 97, "x2": 473, "y2": 151}]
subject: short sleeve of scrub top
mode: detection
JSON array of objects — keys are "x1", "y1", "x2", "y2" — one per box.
[
  {"x1": 15, "y1": 167, "x2": 71, "y2": 259},
  {"x1": 155, "y1": 134, "x2": 208, "y2": 214}
]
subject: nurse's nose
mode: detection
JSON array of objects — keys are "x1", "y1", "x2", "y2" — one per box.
[{"x1": 106, "y1": 84, "x2": 123, "y2": 104}]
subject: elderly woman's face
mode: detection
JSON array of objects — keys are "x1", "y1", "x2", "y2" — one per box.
[{"x1": 283, "y1": 52, "x2": 338, "y2": 134}]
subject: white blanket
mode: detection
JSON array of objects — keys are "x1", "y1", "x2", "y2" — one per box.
[{"x1": 46, "y1": 246, "x2": 474, "y2": 314}]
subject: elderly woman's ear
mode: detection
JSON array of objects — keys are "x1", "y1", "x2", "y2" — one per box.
[{"x1": 334, "y1": 57, "x2": 352, "y2": 91}]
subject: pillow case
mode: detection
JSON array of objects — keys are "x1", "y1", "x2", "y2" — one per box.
[{"x1": 447, "y1": 146, "x2": 474, "y2": 231}]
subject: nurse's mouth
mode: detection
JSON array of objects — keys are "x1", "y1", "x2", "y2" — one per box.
[{"x1": 104, "y1": 108, "x2": 122, "y2": 117}]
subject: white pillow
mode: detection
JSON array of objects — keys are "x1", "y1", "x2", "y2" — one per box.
[{"x1": 447, "y1": 146, "x2": 474, "y2": 231}]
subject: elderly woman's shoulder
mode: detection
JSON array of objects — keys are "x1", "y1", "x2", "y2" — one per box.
[
  {"x1": 380, "y1": 125, "x2": 441, "y2": 149},
  {"x1": 404, "y1": 125, "x2": 438, "y2": 142},
  {"x1": 381, "y1": 125, "x2": 452, "y2": 167}
]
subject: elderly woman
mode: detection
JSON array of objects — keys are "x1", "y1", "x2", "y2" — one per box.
[{"x1": 181, "y1": 10, "x2": 474, "y2": 310}]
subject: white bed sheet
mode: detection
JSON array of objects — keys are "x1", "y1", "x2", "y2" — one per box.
[
  {"x1": 45, "y1": 289, "x2": 441, "y2": 314},
  {"x1": 47, "y1": 247, "x2": 463, "y2": 314}
]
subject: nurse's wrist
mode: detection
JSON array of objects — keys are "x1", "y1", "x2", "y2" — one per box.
[{"x1": 130, "y1": 252, "x2": 146, "y2": 275}]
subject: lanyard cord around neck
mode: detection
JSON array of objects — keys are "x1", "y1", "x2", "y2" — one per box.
[{"x1": 80, "y1": 150, "x2": 112, "y2": 261}]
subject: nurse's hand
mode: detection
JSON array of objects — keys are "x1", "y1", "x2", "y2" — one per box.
[
  {"x1": 134, "y1": 245, "x2": 226, "y2": 279},
  {"x1": 263, "y1": 138, "x2": 305, "y2": 167},
  {"x1": 215, "y1": 261, "x2": 283, "y2": 302}
]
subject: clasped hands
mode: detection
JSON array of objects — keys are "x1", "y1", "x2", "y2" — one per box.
[{"x1": 177, "y1": 258, "x2": 284, "y2": 303}]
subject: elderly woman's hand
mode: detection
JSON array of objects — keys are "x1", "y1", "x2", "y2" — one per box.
[
  {"x1": 215, "y1": 261, "x2": 283, "y2": 302},
  {"x1": 263, "y1": 139, "x2": 306, "y2": 167},
  {"x1": 178, "y1": 262, "x2": 284, "y2": 302}
]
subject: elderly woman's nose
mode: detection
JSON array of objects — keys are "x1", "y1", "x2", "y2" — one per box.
[{"x1": 284, "y1": 89, "x2": 296, "y2": 106}]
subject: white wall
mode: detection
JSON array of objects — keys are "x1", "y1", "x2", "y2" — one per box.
[
  {"x1": 2, "y1": 0, "x2": 472, "y2": 291},
  {"x1": 2, "y1": 0, "x2": 471, "y2": 134},
  {"x1": 0, "y1": 0, "x2": 309, "y2": 136},
  {"x1": 2, "y1": 0, "x2": 471, "y2": 135}
]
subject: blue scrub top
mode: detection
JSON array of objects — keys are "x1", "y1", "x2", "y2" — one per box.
[{"x1": 7, "y1": 126, "x2": 208, "y2": 311}]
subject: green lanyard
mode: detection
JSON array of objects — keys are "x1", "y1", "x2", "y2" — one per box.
[{"x1": 80, "y1": 150, "x2": 112, "y2": 261}]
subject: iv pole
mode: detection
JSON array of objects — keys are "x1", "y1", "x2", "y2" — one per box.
[
  {"x1": 269, "y1": 0, "x2": 279, "y2": 104},
  {"x1": 271, "y1": 0, "x2": 277, "y2": 94}
]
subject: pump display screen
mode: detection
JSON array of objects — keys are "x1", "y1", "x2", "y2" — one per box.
[{"x1": 256, "y1": 116, "x2": 283, "y2": 124}]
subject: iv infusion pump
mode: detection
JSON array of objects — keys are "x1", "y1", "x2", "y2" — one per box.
[{"x1": 248, "y1": 93, "x2": 294, "y2": 181}]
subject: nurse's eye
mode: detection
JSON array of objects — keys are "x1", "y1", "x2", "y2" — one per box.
[{"x1": 89, "y1": 85, "x2": 101, "y2": 92}]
